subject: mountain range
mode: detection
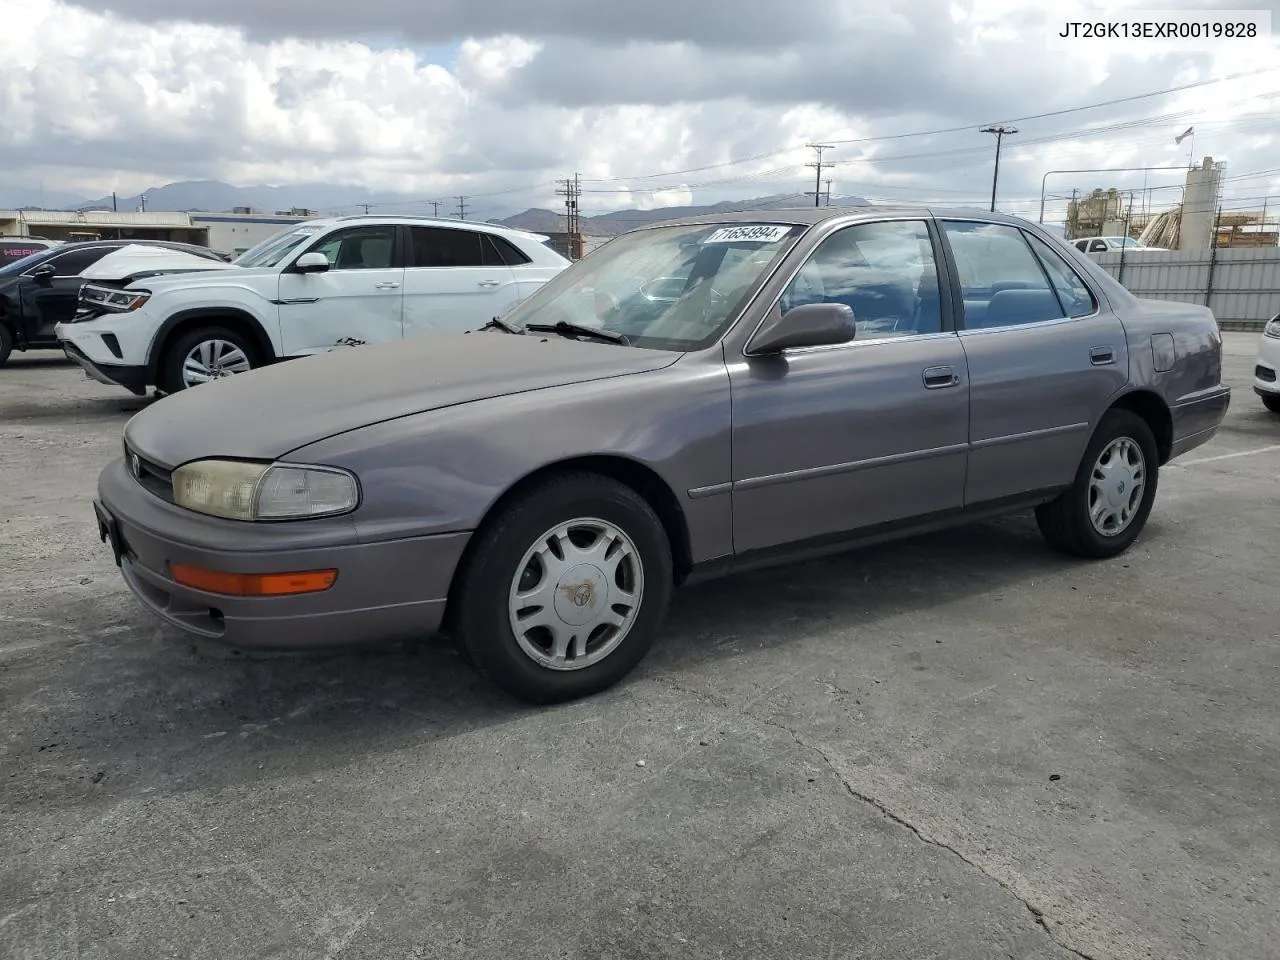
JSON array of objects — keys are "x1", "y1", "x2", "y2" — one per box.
[{"x1": 3, "y1": 180, "x2": 870, "y2": 237}]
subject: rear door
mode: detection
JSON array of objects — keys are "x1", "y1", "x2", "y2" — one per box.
[
  {"x1": 275, "y1": 224, "x2": 404, "y2": 356},
  {"x1": 401, "y1": 225, "x2": 520, "y2": 337},
  {"x1": 22, "y1": 245, "x2": 123, "y2": 343},
  {"x1": 938, "y1": 218, "x2": 1128, "y2": 505}
]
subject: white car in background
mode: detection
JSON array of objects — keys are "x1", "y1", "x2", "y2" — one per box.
[
  {"x1": 1255, "y1": 312, "x2": 1280, "y2": 414},
  {"x1": 1072, "y1": 236, "x2": 1169, "y2": 253},
  {"x1": 55, "y1": 216, "x2": 570, "y2": 395}
]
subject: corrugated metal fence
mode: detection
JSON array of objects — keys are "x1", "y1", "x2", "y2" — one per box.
[{"x1": 1090, "y1": 248, "x2": 1280, "y2": 331}]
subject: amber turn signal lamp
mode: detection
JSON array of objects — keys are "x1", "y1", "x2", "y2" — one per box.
[{"x1": 170, "y1": 564, "x2": 338, "y2": 597}]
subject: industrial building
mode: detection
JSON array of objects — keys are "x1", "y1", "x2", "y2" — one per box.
[{"x1": 0, "y1": 208, "x2": 319, "y2": 257}]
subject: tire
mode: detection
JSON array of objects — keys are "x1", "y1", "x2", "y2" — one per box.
[
  {"x1": 1035, "y1": 408, "x2": 1159, "y2": 559},
  {"x1": 449, "y1": 471, "x2": 674, "y2": 704},
  {"x1": 0, "y1": 324, "x2": 13, "y2": 366},
  {"x1": 1262, "y1": 393, "x2": 1280, "y2": 415},
  {"x1": 159, "y1": 326, "x2": 257, "y2": 394}
]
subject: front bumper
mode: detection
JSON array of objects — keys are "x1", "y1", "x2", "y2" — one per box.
[
  {"x1": 61, "y1": 340, "x2": 150, "y2": 396},
  {"x1": 95, "y1": 456, "x2": 470, "y2": 651},
  {"x1": 1254, "y1": 332, "x2": 1280, "y2": 396}
]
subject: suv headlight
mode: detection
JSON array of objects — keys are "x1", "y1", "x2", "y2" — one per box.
[
  {"x1": 171, "y1": 459, "x2": 359, "y2": 521},
  {"x1": 83, "y1": 285, "x2": 151, "y2": 312},
  {"x1": 1265, "y1": 315, "x2": 1280, "y2": 339}
]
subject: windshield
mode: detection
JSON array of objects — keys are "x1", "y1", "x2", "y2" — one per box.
[
  {"x1": 233, "y1": 225, "x2": 324, "y2": 268},
  {"x1": 1115, "y1": 237, "x2": 1141, "y2": 248},
  {"x1": 502, "y1": 222, "x2": 805, "y2": 351}
]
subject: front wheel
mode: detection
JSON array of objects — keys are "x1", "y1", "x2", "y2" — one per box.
[
  {"x1": 1262, "y1": 393, "x2": 1280, "y2": 414},
  {"x1": 1035, "y1": 408, "x2": 1159, "y2": 559},
  {"x1": 449, "y1": 472, "x2": 674, "y2": 704},
  {"x1": 159, "y1": 326, "x2": 257, "y2": 394},
  {"x1": 0, "y1": 324, "x2": 13, "y2": 366}
]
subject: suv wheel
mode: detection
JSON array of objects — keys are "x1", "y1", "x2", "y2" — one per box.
[
  {"x1": 1262, "y1": 393, "x2": 1280, "y2": 414},
  {"x1": 449, "y1": 472, "x2": 674, "y2": 704},
  {"x1": 1036, "y1": 408, "x2": 1159, "y2": 559},
  {"x1": 160, "y1": 326, "x2": 256, "y2": 393},
  {"x1": 0, "y1": 324, "x2": 12, "y2": 366}
]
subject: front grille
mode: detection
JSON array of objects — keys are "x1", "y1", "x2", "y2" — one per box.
[
  {"x1": 126, "y1": 445, "x2": 174, "y2": 502},
  {"x1": 1257, "y1": 365, "x2": 1277, "y2": 383}
]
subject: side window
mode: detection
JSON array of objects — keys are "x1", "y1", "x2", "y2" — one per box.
[
  {"x1": 485, "y1": 234, "x2": 532, "y2": 266},
  {"x1": 1089, "y1": 239, "x2": 1107, "y2": 253},
  {"x1": 778, "y1": 219, "x2": 942, "y2": 338},
  {"x1": 1074, "y1": 239, "x2": 1090, "y2": 252},
  {"x1": 408, "y1": 227, "x2": 487, "y2": 267},
  {"x1": 1023, "y1": 232, "x2": 1097, "y2": 318},
  {"x1": 44, "y1": 247, "x2": 117, "y2": 276},
  {"x1": 308, "y1": 226, "x2": 396, "y2": 270},
  {"x1": 941, "y1": 221, "x2": 1063, "y2": 330}
]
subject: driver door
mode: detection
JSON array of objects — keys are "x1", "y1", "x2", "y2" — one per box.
[
  {"x1": 275, "y1": 224, "x2": 405, "y2": 356},
  {"x1": 727, "y1": 219, "x2": 971, "y2": 554}
]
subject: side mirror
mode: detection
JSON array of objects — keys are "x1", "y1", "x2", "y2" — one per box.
[
  {"x1": 30, "y1": 263, "x2": 56, "y2": 284},
  {"x1": 748, "y1": 302, "x2": 856, "y2": 354},
  {"x1": 294, "y1": 252, "x2": 331, "y2": 273}
]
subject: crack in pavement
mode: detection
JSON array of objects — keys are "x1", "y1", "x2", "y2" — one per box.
[
  {"x1": 783, "y1": 728, "x2": 1102, "y2": 960},
  {"x1": 644, "y1": 670, "x2": 1102, "y2": 959}
]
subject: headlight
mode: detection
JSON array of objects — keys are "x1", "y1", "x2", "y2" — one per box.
[
  {"x1": 170, "y1": 459, "x2": 359, "y2": 521},
  {"x1": 1265, "y1": 316, "x2": 1280, "y2": 339},
  {"x1": 84, "y1": 286, "x2": 151, "y2": 312}
]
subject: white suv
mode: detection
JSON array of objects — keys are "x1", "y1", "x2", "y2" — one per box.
[{"x1": 55, "y1": 216, "x2": 571, "y2": 395}]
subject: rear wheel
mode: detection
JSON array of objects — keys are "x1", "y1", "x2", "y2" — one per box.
[
  {"x1": 1262, "y1": 393, "x2": 1280, "y2": 414},
  {"x1": 0, "y1": 324, "x2": 12, "y2": 366},
  {"x1": 1036, "y1": 408, "x2": 1159, "y2": 559},
  {"x1": 449, "y1": 472, "x2": 673, "y2": 704},
  {"x1": 159, "y1": 326, "x2": 256, "y2": 394}
]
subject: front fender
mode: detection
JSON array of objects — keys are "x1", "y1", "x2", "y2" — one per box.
[{"x1": 284, "y1": 352, "x2": 735, "y2": 565}]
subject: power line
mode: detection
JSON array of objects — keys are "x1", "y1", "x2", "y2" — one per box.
[
  {"x1": 580, "y1": 67, "x2": 1277, "y2": 183},
  {"x1": 804, "y1": 144, "x2": 836, "y2": 208},
  {"x1": 980, "y1": 126, "x2": 1017, "y2": 211}
]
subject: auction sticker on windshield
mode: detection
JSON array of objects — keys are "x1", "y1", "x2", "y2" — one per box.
[{"x1": 703, "y1": 225, "x2": 792, "y2": 243}]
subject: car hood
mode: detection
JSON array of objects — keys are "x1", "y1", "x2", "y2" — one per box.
[
  {"x1": 80, "y1": 245, "x2": 236, "y2": 282},
  {"x1": 117, "y1": 264, "x2": 279, "y2": 291},
  {"x1": 124, "y1": 332, "x2": 683, "y2": 468}
]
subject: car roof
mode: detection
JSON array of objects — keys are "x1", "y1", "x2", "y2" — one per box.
[
  {"x1": 641, "y1": 205, "x2": 1044, "y2": 230},
  {"x1": 316, "y1": 214, "x2": 545, "y2": 239}
]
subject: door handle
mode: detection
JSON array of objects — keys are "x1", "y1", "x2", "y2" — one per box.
[
  {"x1": 477, "y1": 280, "x2": 502, "y2": 288},
  {"x1": 374, "y1": 282, "x2": 400, "y2": 290},
  {"x1": 923, "y1": 365, "x2": 961, "y2": 389},
  {"x1": 1090, "y1": 345, "x2": 1115, "y2": 365}
]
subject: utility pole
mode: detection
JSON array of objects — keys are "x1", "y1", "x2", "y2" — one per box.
[
  {"x1": 556, "y1": 174, "x2": 582, "y2": 257},
  {"x1": 980, "y1": 125, "x2": 1017, "y2": 212},
  {"x1": 139, "y1": 193, "x2": 147, "y2": 212},
  {"x1": 823, "y1": 179, "x2": 833, "y2": 206},
  {"x1": 805, "y1": 144, "x2": 835, "y2": 208},
  {"x1": 1067, "y1": 188, "x2": 1078, "y2": 238},
  {"x1": 455, "y1": 196, "x2": 468, "y2": 220},
  {"x1": 430, "y1": 201, "x2": 440, "y2": 218},
  {"x1": 112, "y1": 192, "x2": 118, "y2": 212},
  {"x1": 358, "y1": 202, "x2": 371, "y2": 214}
]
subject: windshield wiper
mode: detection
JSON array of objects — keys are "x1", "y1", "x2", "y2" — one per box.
[
  {"x1": 524, "y1": 321, "x2": 630, "y2": 346},
  {"x1": 479, "y1": 316, "x2": 523, "y2": 334}
]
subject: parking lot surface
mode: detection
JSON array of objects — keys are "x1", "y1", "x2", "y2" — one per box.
[{"x1": 2, "y1": 335, "x2": 1277, "y2": 960}]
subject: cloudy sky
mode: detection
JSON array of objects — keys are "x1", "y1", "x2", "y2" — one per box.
[{"x1": 2, "y1": 0, "x2": 1279, "y2": 224}]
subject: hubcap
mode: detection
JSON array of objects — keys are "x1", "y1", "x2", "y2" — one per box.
[
  {"x1": 182, "y1": 339, "x2": 251, "y2": 387},
  {"x1": 507, "y1": 518, "x2": 644, "y2": 671},
  {"x1": 1088, "y1": 436, "x2": 1146, "y2": 536}
]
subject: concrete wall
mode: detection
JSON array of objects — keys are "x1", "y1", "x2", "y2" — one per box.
[{"x1": 1090, "y1": 247, "x2": 1280, "y2": 329}]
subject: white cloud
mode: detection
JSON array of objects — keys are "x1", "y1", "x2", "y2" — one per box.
[{"x1": 0, "y1": 0, "x2": 1277, "y2": 226}]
